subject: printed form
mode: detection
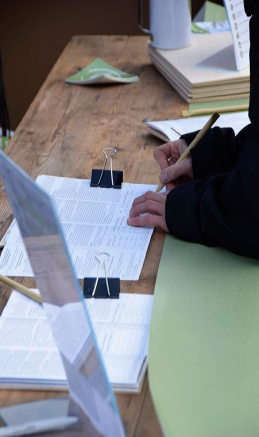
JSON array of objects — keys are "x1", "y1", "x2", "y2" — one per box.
[
  {"x1": 0, "y1": 291, "x2": 153, "y2": 390},
  {"x1": 0, "y1": 176, "x2": 155, "y2": 280}
]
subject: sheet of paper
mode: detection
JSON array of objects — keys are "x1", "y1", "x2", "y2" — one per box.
[
  {"x1": 146, "y1": 111, "x2": 250, "y2": 142},
  {"x1": 2, "y1": 290, "x2": 154, "y2": 326},
  {"x1": 0, "y1": 291, "x2": 153, "y2": 387},
  {"x1": 224, "y1": 0, "x2": 250, "y2": 70},
  {"x1": 0, "y1": 290, "x2": 65, "y2": 382},
  {"x1": 0, "y1": 177, "x2": 155, "y2": 280}
]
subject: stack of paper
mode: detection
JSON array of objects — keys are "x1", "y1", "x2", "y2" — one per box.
[
  {"x1": 148, "y1": 33, "x2": 250, "y2": 103},
  {"x1": 0, "y1": 290, "x2": 153, "y2": 393}
]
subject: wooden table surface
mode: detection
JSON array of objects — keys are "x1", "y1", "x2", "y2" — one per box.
[{"x1": 0, "y1": 35, "x2": 187, "y2": 436}]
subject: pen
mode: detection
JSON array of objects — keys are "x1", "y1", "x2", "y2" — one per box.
[
  {"x1": 155, "y1": 112, "x2": 220, "y2": 193},
  {"x1": 0, "y1": 416, "x2": 78, "y2": 437}
]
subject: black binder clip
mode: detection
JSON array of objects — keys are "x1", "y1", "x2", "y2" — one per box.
[
  {"x1": 90, "y1": 148, "x2": 123, "y2": 189},
  {"x1": 84, "y1": 253, "x2": 120, "y2": 299}
]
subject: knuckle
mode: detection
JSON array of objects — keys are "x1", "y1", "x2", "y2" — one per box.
[{"x1": 146, "y1": 199, "x2": 153, "y2": 209}]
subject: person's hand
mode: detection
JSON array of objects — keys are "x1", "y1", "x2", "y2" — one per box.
[
  {"x1": 154, "y1": 139, "x2": 193, "y2": 191},
  {"x1": 127, "y1": 191, "x2": 169, "y2": 232}
]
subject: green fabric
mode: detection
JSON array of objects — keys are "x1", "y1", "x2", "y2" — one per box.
[
  {"x1": 149, "y1": 235, "x2": 259, "y2": 437},
  {"x1": 204, "y1": 1, "x2": 227, "y2": 22}
]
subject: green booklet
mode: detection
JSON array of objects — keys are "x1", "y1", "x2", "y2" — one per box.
[{"x1": 65, "y1": 58, "x2": 139, "y2": 85}]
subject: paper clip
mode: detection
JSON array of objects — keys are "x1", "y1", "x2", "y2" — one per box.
[
  {"x1": 90, "y1": 148, "x2": 123, "y2": 189},
  {"x1": 84, "y1": 252, "x2": 120, "y2": 299},
  {"x1": 98, "y1": 148, "x2": 116, "y2": 187},
  {"x1": 92, "y1": 252, "x2": 111, "y2": 297}
]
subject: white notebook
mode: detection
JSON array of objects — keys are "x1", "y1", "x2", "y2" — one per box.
[
  {"x1": 0, "y1": 290, "x2": 153, "y2": 393},
  {"x1": 144, "y1": 111, "x2": 250, "y2": 143}
]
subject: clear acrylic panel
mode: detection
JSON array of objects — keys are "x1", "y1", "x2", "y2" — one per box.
[{"x1": 0, "y1": 150, "x2": 125, "y2": 437}]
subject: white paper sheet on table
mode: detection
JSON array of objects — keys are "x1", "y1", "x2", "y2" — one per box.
[{"x1": 0, "y1": 176, "x2": 155, "y2": 280}]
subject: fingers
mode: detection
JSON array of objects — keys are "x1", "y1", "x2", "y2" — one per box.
[
  {"x1": 160, "y1": 157, "x2": 192, "y2": 185},
  {"x1": 127, "y1": 214, "x2": 168, "y2": 232},
  {"x1": 129, "y1": 197, "x2": 165, "y2": 218},
  {"x1": 130, "y1": 190, "x2": 166, "y2": 209},
  {"x1": 153, "y1": 139, "x2": 187, "y2": 170},
  {"x1": 159, "y1": 162, "x2": 185, "y2": 185},
  {"x1": 127, "y1": 191, "x2": 168, "y2": 232},
  {"x1": 154, "y1": 143, "x2": 174, "y2": 170}
]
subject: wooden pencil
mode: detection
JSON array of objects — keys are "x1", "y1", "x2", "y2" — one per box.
[{"x1": 0, "y1": 273, "x2": 42, "y2": 304}]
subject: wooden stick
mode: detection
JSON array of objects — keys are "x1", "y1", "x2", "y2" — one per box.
[
  {"x1": 0, "y1": 273, "x2": 42, "y2": 304},
  {"x1": 155, "y1": 112, "x2": 220, "y2": 193},
  {"x1": 182, "y1": 104, "x2": 248, "y2": 118}
]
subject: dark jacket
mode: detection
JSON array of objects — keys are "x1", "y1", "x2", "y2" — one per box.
[{"x1": 165, "y1": 1, "x2": 259, "y2": 259}]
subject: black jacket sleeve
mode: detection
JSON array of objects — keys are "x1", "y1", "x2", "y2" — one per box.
[
  {"x1": 165, "y1": 2, "x2": 259, "y2": 259},
  {"x1": 181, "y1": 124, "x2": 251, "y2": 179},
  {"x1": 165, "y1": 130, "x2": 259, "y2": 259}
]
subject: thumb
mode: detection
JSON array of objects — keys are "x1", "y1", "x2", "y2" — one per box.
[{"x1": 159, "y1": 162, "x2": 185, "y2": 184}]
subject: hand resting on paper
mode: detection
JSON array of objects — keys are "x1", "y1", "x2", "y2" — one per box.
[
  {"x1": 127, "y1": 191, "x2": 169, "y2": 232},
  {"x1": 127, "y1": 139, "x2": 193, "y2": 232},
  {"x1": 154, "y1": 139, "x2": 193, "y2": 191}
]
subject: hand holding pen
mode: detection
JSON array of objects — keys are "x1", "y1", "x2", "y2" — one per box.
[{"x1": 128, "y1": 113, "x2": 220, "y2": 231}]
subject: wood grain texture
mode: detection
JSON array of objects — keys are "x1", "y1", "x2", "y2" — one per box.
[
  {"x1": 135, "y1": 375, "x2": 163, "y2": 437},
  {"x1": 0, "y1": 35, "x2": 187, "y2": 435}
]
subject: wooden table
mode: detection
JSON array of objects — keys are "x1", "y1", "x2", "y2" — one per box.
[{"x1": 0, "y1": 35, "x2": 187, "y2": 436}]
